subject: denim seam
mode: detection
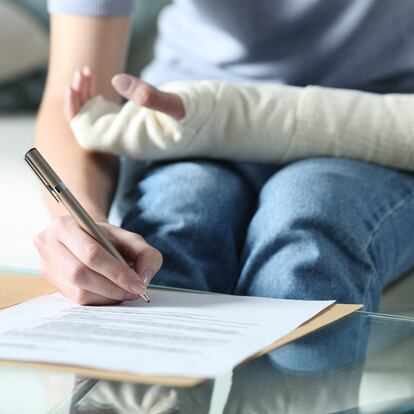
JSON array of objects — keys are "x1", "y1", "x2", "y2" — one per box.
[{"x1": 362, "y1": 190, "x2": 414, "y2": 304}]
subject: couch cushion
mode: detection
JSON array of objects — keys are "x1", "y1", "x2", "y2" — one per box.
[{"x1": 0, "y1": 1, "x2": 48, "y2": 83}]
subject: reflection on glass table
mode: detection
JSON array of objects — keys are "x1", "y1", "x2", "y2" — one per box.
[
  {"x1": 2, "y1": 310, "x2": 411, "y2": 414},
  {"x1": 0, "y1": 367, "x2": 96, "y2": 414}
]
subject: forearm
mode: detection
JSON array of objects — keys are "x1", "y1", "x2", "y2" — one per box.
[
  {"x1": 36, "y1": 96, "x2": 118, "y2": 220},
  {"x1": 163, "y1": 82, "x2": 414, "y2": 169},
  {"x1": 35, "y1": 13, "x2": 131, "y2": 219},
  {"x1": 70, "y1": 81, "x2": 414, "y2": 171}
]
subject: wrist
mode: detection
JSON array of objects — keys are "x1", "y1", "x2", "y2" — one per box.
[{"x1": 50, "y1": 204, "x2": 108, "y2": 224}]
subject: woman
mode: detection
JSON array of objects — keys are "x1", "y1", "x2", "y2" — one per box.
[{"x1": 36, "y1": 0, "x2": 414, "y2": 310}]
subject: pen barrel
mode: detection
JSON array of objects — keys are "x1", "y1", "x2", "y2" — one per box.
[
  {"x1": 24, "y1": 147, "x2": 149, "y2": 302},
  {"x1": 58, "y1": 189, "x2": 127, "y2": 265}
]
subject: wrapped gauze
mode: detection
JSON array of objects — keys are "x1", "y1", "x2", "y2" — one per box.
[{"x1": 71, "y1": 81, "x2": 414, "y2": 170}]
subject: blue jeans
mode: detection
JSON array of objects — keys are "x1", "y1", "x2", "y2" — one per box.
[{"x1": 120, "y1": 157, "x2": 414, "y2": 312}]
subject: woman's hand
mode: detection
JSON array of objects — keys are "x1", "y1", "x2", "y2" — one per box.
[
  {"x1": 34, "y1": 216, "x2": 163, "y2": 305},
  {"x1": 64, "y1": 69, "x2": 185, "y2": 123}
]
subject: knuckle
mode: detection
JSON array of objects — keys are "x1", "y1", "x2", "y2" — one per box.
[
  {"x1": 138, "y1": 234, "x2": 146, "y2": 242},
  {"x1": 84, "y1": 243, "x2": 100, "y2": 266},
  {"x1": 135, "y1": 85, "x2": 154, "y2": 106},
  {"x1": 68, "y1": 263, "x2": 86, "y2": 285},
  {"x1": 132, "y1": 233, "x2": 145, "y2": 243},
  {"x1": 33, "y1": 231, "x2": 55, "y2": 257},
  {"x1": 33, "y1": 232, "x2": 44, "y2": 248},
  {"x1": 152, "y1": 249, "x2": 163, "y2": 269},
  {"x1": 114, "y1": 270, "x2": 130, "y2": 287}
]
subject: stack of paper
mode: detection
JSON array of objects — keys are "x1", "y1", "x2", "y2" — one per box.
[{"x1": 0, "y1": 288, "x2": 335, "y2": 379}]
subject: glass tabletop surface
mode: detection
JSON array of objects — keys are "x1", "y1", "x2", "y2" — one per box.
[{"x1": 0, "y1": 273, "x2": 413, "y2": 413}]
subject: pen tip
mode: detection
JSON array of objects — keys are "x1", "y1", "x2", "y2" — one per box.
[{"x1": 142, "y1": 292, "x2": 151, "y2": 303}]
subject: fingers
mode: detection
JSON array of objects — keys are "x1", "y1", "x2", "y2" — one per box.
[
  {"x1": 52, "y1": 217, "x2": 147, "y2": 296},
  {"x1": 63, "y1": 86, "x2": 78, "y2": 122},
  {"x1": 46, "y1": 270, "x2": 118, "y2": 306},
  {"x1": 41, "y1": 240, "x2": 135, "y2": 305},
  {"x1": 34, "y1": 216, "x2": 161, "y2": 306},
  {"x1": 36, "y1": 234, "x2": 132, "y2": 306},
  {"x1": 104, "y1": 225, "x2": 163, "y2": 286},
  {"x1": 82, "y1": 66, "x2": 95, "y2": 101},
  {"x1": 63, "y1": 66, "x2": 95, "y2": 122},
  {"x1": 112, "y1": 74, "x2": 185, "y2": 120}
]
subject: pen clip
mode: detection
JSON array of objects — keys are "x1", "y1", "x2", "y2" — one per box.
[{"x1": 24, "y1": 155, "x2": 60, "y2": 203}]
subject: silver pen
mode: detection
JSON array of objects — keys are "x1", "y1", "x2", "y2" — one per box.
[{"x1": 24, "y1": 148, "x2": 150, "y2": 303}]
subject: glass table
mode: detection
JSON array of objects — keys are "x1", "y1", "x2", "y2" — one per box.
[{"x1": 1, "y1": 309, "x2": 413, "y2": 413}]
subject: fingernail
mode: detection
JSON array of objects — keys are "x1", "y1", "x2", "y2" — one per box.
[
  {"x1": 112, "y1": 74, "x2": 132, "y2": 92},
  {"x1": 142, "y1": 269, "x2": 154, "y2": 286},
  {"x1": 83, "y1": 65, "x2": 92, "y2": 76},
  {"x1": 130, "y1": 280, "x2": 145, "y2": 294}
]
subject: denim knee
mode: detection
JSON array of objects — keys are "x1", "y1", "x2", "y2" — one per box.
[
  {"x1": 237, "y1": 158, "x2": 382, "y2": 309},
  {"x1": 121, "y1": 160, "x2": 258, "y2": 292}
]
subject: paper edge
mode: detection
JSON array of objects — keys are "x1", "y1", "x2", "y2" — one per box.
[{"x1": 0, "y1": 272, "x2": 362, "y2": 387}]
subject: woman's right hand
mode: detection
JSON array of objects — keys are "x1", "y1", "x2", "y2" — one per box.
[{"x1": 34, "y1": 215, "x2": 163, "y2": 305}]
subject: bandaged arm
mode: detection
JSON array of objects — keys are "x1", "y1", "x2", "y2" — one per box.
[{"x1": 71, "y1": 81, "x2": 414, "y2": 170}]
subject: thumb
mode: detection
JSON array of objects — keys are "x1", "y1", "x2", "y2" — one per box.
[{"x1": 112, "y1": 74, "x2": 185, "y2": 120}]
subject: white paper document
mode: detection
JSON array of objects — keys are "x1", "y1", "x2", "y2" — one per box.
[{"x1": 0, "y1": 289, "x2": 334, "y2": 378}]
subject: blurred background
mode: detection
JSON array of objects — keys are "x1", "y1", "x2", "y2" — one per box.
[
  {"x1": 0, "y1": 0, "x2": 168, "y2": 273},
  {"x1": 0, "y1": 4, "x2": 414, "y2": 410}
]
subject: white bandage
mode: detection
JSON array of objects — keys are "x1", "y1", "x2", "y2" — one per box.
[{"x1": 71, "y1": 81, "x2": 414, "y2": 170}]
